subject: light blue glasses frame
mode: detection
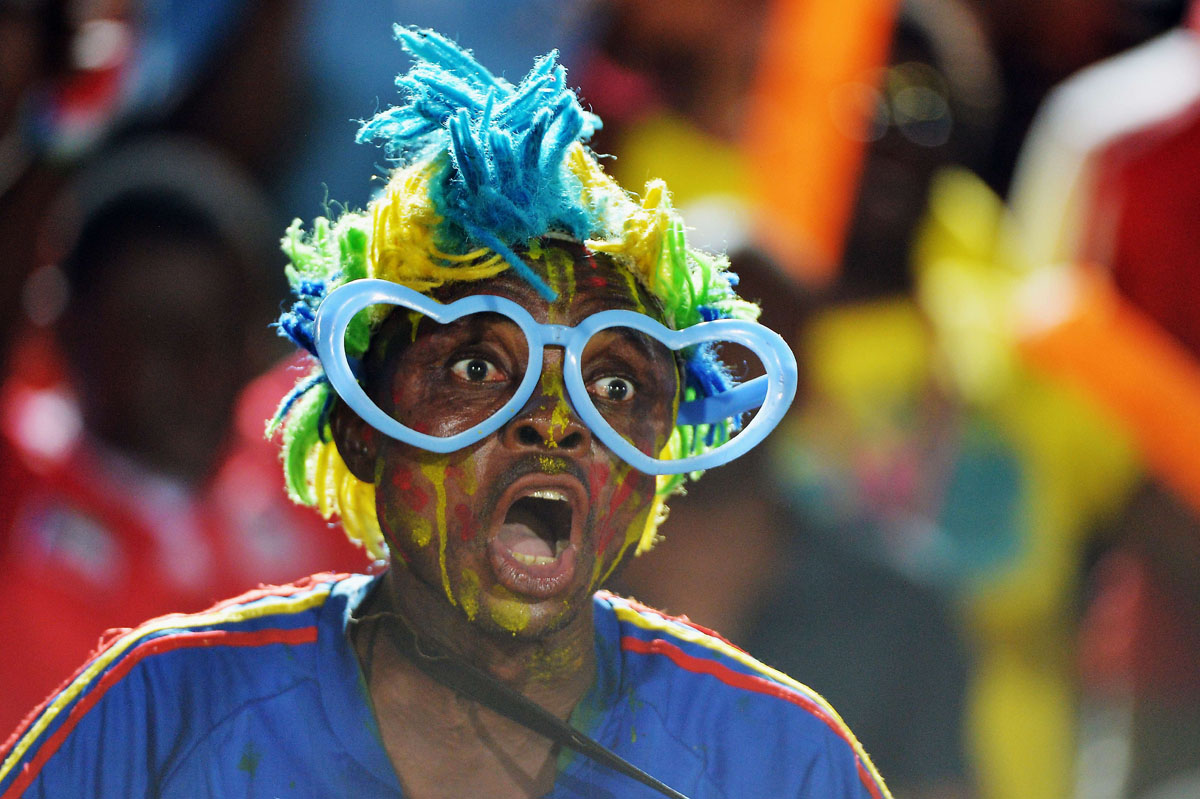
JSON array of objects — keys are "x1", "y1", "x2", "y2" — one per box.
[{"x1": 315, "y1": 279, "x2": 797, "y2": 475}]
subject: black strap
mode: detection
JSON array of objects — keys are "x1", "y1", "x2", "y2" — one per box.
[{"x1": 387, "y1": 619, "x2": 691, "y2": 799}]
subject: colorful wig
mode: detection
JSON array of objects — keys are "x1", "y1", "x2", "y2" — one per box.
[{"x1": 271, "y1": 26, "x2": 759, "y2": 557}]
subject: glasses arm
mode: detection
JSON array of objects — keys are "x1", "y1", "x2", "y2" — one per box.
[{"x1": 675, "y1": 376, "x2": 770, "y2": 426}]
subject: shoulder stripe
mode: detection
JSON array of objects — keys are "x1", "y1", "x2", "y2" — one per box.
[
  {"x1": 610, "y1": 598, "x2": 839, "y2": 716},
  {"x1": 610, "y1": 598, "x2": 890, "y2": 798},
  {"x1": 622, "y1": 636, "x2": 891, "y2": 799},
  {"x1": 1, "y1": 576, "x2": 343, "y2": 755},
  {"x1": 0, "y1": 626, "x2": 316, "y2": 799},
  {"x1": 204, "y1": 572, "x2": 351, "y2": 613},
  {"x1": 604, "y1": 592, "x2": 746, "y2": 651},
  {"x1": 0, "y1": 582, "x2": 331, "y2": 790}
]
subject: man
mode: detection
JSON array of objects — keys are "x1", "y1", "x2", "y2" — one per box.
[{"x1": 1, "y1": 27, "x2": 890, "y2": 798}]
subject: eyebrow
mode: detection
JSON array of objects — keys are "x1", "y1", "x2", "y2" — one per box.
[
  {"x1": 425, "y1": 312, "x2": 519, "y2": 338},
  {"x1": 588, "y1": 326, "x2": 676, "y2": 375}
]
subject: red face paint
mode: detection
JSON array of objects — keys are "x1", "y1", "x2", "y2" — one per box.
[
  {"x1": 454, "y1": 502, "x2": 478, "y2": 542},
  {"x1": 594, "y1": 474, "x2": 635, "y2": 554},
  {"x1": 610, "y1": 475, "x2": 634, "y2": 512},
  {"x1": 390, "y1": 466, "x2": 430, "y2": 511},
  {"x1": 588, "y1": 462, "x2": 611, "y2": 500}
]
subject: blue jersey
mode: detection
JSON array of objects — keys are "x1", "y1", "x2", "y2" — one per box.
[{"x1": 1, "y1": 573, "x2": 890, "y2": 798}]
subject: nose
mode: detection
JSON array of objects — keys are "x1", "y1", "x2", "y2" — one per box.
[{"x1": 500, "y1": 352, "x2": 591, "y2": 452}]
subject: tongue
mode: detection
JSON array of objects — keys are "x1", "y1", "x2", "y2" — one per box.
[{"x1": 498, "y1": 523, "x2": 555, "y2": 558}]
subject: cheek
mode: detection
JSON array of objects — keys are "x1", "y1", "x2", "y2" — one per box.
[
  {"x1": 388, "y1": 465, "x2": 430, "y2": 512},
  {"x1": 454, "y1": 501, "x2": 480, "y2": 542},
  {"x1": 378, "y1": 452, "x2": 482, "y2": 551},
  {"x1": 585, "y1": 464, "x2": 657, "y2": 589},
  {"x1": 588, "y1": 463, "x2": 654, "y2": 557}
]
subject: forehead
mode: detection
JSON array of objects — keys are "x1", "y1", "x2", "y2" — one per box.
[{"x1": 435, "y1": 242, "x2": 660, "y2": 324}]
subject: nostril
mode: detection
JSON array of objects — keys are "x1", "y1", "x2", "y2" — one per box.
[
  {"x1": 559, "y1": 431, "x2": 583, "y2": 449},
  {"x1": 517, "y1": 425, "x2": 541, "y2": 446}
]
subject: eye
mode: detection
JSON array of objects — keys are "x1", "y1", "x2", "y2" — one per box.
[
  {"x1": 450, "y1": 357, "x2": 506, "y2": 383},
  {"x1": 588, "y1": 375, "x2": 636, "y2": 402}
]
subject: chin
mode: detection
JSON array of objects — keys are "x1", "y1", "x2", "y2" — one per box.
[{"x1": 471, "y1": 582, "x2": 590, "y2": 640}]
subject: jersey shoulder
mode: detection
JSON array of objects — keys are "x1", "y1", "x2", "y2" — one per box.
[
  {"x1": 593, "y1": 591, "x2": 892, "y2": 799},
  {"x1": 0, "y1": 572, "x2": 359, "y2": 798}
]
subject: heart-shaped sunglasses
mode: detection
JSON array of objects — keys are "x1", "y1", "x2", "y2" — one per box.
[{"x1": 315, "y1": 279, "x2": 797, "y2": 475}]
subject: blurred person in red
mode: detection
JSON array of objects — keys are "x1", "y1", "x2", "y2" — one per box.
[
  {"x1": 0, "y1": 136, "x2": 365, "y2": 736},
  {"x1": 1007, "y1": 4, "x2": 1200, "y2": 794},
  {"x1": 966, "y1": 0, "x2": 1187, "y2": 194}
]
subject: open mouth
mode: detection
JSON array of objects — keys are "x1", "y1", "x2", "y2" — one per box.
[
  {"x1": 488, "y1": 482, "x2": 583, "y2": 600},
  {"x1": 501, "y1": 490, "x2": 573, "y2": 564}
]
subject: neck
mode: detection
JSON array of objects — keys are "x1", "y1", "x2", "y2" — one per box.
[
  {"x1": 350, "y1": 568, "x2": 597, "y2": 798},
  {"x1": 368, "y1": 567, "x2": 596, "y2": 692}
]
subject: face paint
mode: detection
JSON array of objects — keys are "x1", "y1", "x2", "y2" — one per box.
[
  {"x1": 594, "y1": 500, "x2": 654, "y2": 589},
  {"x1": 620, "y1": 269, "x2": 647, "y2": 315},
  {"x1": 410, "y1": 517, "x2": 434, "y2": 548},
  {"x1": 528, "y1": 642, "x2": 586, "y2": 683},
  {"x1": 418, "y1": 459, "x2": 455, "y2": 606},
  {"x1": 595, "y1": 466, "x2": 636, "y2": 553},
  {"x1": 540, "y1": 246, "x2": 577, "y2": 323},
  {"x1": 459, "y1": 568, "x2": 481, "y2": 621},
  {"x1": 407, "y1": 310, "x2": 423, "y2": 342},
  {"x1": 537, "y1": 455, "x2": 569, "y2": 474},
  {"x1": 454, "y1": 502, "x2": 478, "y2": 542},
  {"x1": 390, "y1": 466, "x2": 430, "y2": 512},
  {"x1": 455, "y1": 460, "x2": 478, "y2": 496},
  {"x1": 363, "y1": 248, "x2": 677, "y2": 640},
  {"x1": 377, "y1": 465, "x2": 434, "y2": 548},
  {"x1": 586, "y1": 461, "x2": 641, "y2": 590},
  {"x1": 539, "y1": 369, "x2": 572, "y2": 445},
  {"x1": 488, "y1": 584, "x2": 532, "y2": 633}
]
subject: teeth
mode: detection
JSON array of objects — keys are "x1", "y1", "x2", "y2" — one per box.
[
  {"x1": 529, "y1": 489, "x2": 568, "y2": 502},
  {"x1": 512, "y1": 551, "x2": 557, "y2": 566}
]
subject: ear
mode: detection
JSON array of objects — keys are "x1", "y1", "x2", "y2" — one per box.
[{"x1": 330, "y1": 399, "x2": 379, "y2": 482}]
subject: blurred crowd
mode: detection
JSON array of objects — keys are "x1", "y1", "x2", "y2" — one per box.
[{"x1": 2, "y1": 2, "x2": 1198, "y2": 798}]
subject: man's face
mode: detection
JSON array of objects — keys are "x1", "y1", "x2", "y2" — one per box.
[{"x1": 357, "y1": 244, "x2": 678, "y2": 638}]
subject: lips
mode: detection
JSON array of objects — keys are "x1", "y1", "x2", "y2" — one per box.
[{"x1": 487, "y1": 476, "x2": 585, "y2": 600}]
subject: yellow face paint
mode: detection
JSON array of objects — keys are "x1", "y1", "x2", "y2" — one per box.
[
  {"x1": 418, "y1": 460, "x2": 455, "y2": 606},
  {"x1": 407, "y1": 310, "x2": 423, "y2": 342},
  {"x1": 459, "y1": 568, "x2": 481, "y2": 621},
  {"x1": 537, "y1": 455, "x2": 569, "y2": 474},
  {"x1": 488, "y1": 585, "x2": 531, "y2": 633},
  {"x1": 637, "y1": 491, "x2": 669, "y2": 555},
  {"x1": 458, "y1": 459, "x2": 478, "y2": 496},
  {"x1": 539, "y1": 369, "x2": 572, "y2": 444},
  {"x1": 528, "y1": 644, "x2": 585, "y2": 683},
  {"x1": 533, "y1": 244, "x2": 577, "y2": 323},
  {"x1": 620, "y1": 268, "x2": 647, "y2": 315},
  {"x1": 588, "y1": 461, "x2": 649, "y2": 590},
  {"x1": 410, "y1": 516, "x2": 433, "y2": 548},
  {"x1": 598, "y1": 502, "x2": 653, "y2": 586}
]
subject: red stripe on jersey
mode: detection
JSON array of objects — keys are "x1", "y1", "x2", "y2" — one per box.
[
  {"x1": 621, "y1": 635, "x2": 885, "y2": 799},
  {"x1": 204, "y1": 573, "x2": 350, "y2": 613},
  {"x1": 3, "y1": 577, "x2": 340, "y2": 753},
  {"x1": 2, "y1": 626, "x2": 317, "y2": 799},
  {"x1": 602, "y1": 592, "x2": 747, "y2": 653}
]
